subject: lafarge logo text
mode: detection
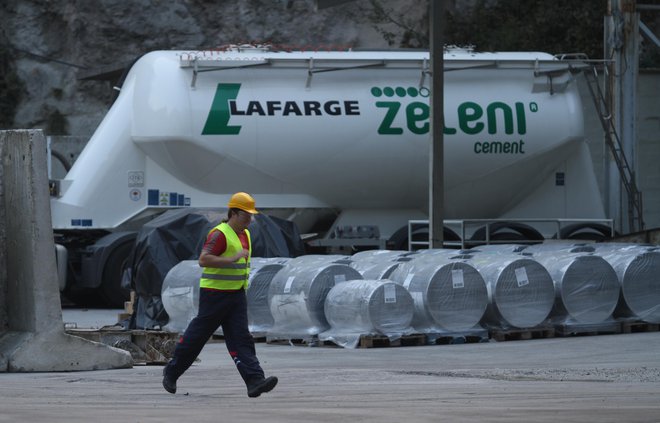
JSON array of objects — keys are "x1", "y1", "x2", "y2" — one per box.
[
  {"x1": 202, "y1": 83, "x2": 360, "y2": 135},
  {"x1": 202, "y1": 83, "x2": 536, "y2": 154}
]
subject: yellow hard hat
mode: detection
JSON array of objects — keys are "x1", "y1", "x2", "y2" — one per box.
[{"x1": 228, "y1": 192, "x2": 259, "y2": 214}]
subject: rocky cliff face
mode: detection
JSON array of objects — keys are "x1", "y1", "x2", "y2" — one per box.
[{"x1": 1, "y1": 0, "x2": 425, "y2": 137}]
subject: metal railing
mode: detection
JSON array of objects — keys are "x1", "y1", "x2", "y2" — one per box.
[{"x1": 408, "y1": 218, "x2": 615, "y2": 250}]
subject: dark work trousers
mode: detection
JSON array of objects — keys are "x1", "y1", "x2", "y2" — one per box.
[{"x1": 164, "y1": 287, "x2": 265, "y2": 386}]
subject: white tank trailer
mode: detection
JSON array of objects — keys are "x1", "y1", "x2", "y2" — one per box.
[{"x1": 49, "y1": 46, "x2": 606, "y2": 305}]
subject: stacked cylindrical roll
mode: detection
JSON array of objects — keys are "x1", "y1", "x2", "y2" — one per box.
[
  {"x1": 268, "y1": 256, "x2": 363, "y2": 335},
  {"x1": 532, "y1": 254, "x2": 620, "y2": 324},
  {"x1": 467, "y1": 254, "x2": 555, "y2": 329},
  {"x1": 594, "y1": 246, "x2": 660, "y2": 323},
  {"x1": 161, "y1": 260, "x2": 203, "y2": 333},
  {"x1": 320, "y1": 279, "x2": 414, "y2": 348},
  {"x1": 247, "y1": 257, "x2": 290, "y2": 333},
  {"x1": 388, "y1": 256, "x2": 489, "y2": 332}
]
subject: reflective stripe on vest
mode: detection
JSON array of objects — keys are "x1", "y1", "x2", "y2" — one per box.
[{"x1": 199, "y1": 222, "x2": 251, "y2": 290}]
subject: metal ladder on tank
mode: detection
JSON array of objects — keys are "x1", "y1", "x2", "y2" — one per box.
[{"x1": 582, "y1": 64, "x2": 644, "y2": 233}]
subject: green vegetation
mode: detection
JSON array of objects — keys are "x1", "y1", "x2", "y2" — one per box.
[
  {"x1": 47, "y1": 109, "x2": 69, "y2": 135},
  {"x1": 364, "y1": 0, "x2": 658, "y2": 67},
  {"x1": 444, "y1": 0, "x2": 607, "y2": 59},
  {"x1": 0, "y1": 43, "x2": 24, "y2": 128}
]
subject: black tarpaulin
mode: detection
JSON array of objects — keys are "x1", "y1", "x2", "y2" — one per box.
[{"x1": 129, "y1": 208, "x2": 304, "y2": 329}]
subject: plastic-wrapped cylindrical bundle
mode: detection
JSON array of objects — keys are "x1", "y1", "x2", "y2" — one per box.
[
  {"x1": 591, "y1": 243, "x2": 657, "y2": 255},
  {"x1": 287, "y1": 254, "x2": 353, "y2": 266},
  {"x1": 532, "y1": 254, "x2": 620, "y2": 324},
  {"x1": 350, "y1": 260, "x2": 401, "y2": 280},
  {"x1": 467, "y1": 254, "x2": 555, "y2": 329},
  {"x1": 522, "y1": 242, "x2": 595, "y2": 254},
  {"x1": 268, "y1": 260, "x2": 363, "y2": 335},
  {"x1": 161, "y1": 260, "x2": 203, "y2": 333},
  {"x1": 320, "y1": 279, "x2": 414, "y2": 348},
  {"x1": 247, "y1": 258, "x2": 290, "y2": 333},
  {"x1": 466, "y1": 244, "x2": 529, "y2": 254},
  {"x1": 596, "y1": 249, "x2": 660, "y2": 323},
  {"x1": 350, "y1": 250, "x2": 411, "y2": 262},
  {"x1": 388, "y1": 257, "x2": 488, "y2": 332},
  {"x1": 412, "y1": 248, "x2": 473, "y2": 257}
]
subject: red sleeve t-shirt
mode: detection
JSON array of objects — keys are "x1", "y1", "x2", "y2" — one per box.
[{"x1": 201, "y1": 228, "x2": 250, "y2": 256}]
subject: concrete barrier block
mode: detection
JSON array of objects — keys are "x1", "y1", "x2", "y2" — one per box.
[{"x1": 0, "y1": 129, "x2": 132, "y2": 372}]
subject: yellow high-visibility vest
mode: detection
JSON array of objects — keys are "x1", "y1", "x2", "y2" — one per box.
[{"x1": 199, "y1": 222, "x2": 251, "y2": 290}]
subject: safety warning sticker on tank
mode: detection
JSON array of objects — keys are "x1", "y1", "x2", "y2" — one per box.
[
  {"x1": 333, "y1": 274, "x2": 346, "y2": 285},
  {"x1": 129, "y1": 189, "x2": 142, "y2": 201},
  {"x1": 70, "y1": 219, "x2": 93, "y2": 227},
  {"x1": 147, "y1": 189, "x2": 191, "y2": 206},
  {"x1": 127, "y1": 171, "x2": 144, "y2": 187}
]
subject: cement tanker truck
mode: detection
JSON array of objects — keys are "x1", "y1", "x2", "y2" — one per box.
[{"x1": 50, "y1": 45, "x2": 607, "y2": 306}]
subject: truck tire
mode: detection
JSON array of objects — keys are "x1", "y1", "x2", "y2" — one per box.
[
  {"x1": 555, "y1": 223, "x2": 617, "y2": 241},
  {"x1": 388, "y1": 225, "x2": 461, "y2": 251},
  {"x1": 470, "y1": 222, "x2": 544, "y2": 245},
  {"x1": 99, "y1": 240, "x2": 133, "y2": 308}
]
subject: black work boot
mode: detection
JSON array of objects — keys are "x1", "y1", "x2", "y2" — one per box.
[
  {"x1": 247, "y1": 376, "x2": 278, "y2": 398},
  {"x1": 162, "y1": 367, "x2": 177, "y2": 394}
]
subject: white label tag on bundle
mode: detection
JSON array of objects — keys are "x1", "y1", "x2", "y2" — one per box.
[
  {"x1": 452, "y1": 269, "x2": 465, "y2": 289},
  {"x1": 515, "y1": 267, "x2": 529, "y2": 287},
  {"x1": 384, "y1": 284, "x2": 396, "y2": 303},
  {"x1": 403, "y1": 273, "x2": 414, "y2": 289},
  {"x1": 334, "y1": 274, "x2": 346, "y2": 285},
  {"x1": 283, "y1": 276, "x2": 295, "y2": 294}
]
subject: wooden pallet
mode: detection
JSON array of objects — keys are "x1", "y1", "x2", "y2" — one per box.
[
  {"x1": 358, "y1": 334, "x2": 426, "y2": 348},
  {"x1": 554, "y1": 321, "x2": 624, "y2": 337},
  {"x1": 489, "y1": 326, "x2": 555, "y2": 342},
  {"x1": 430, "y1": 334, "x2": 489, "y2": 345},
  {"x1": 620, "y1": 320, "x2": 660, "y2": 334}
]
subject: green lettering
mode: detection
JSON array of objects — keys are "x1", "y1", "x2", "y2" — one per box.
[
  {"x1": 406, "y1": 102, "x2": 429, "y2": 134},
  {"x1": 376, "y1": 101, "x2": 403, "y2": 134},
  {"x1": 515, "y1": 102, "x2": 526, "y2": 135},
  {"x1": 458, "y1": 102, "x2": 484, "y2": 135},
  {"x1": 486, "y1": 102, "x2": 514, "y2": 135},
  {"x1": 202, "y1": 83, "x2": 241, "y2": 135}
]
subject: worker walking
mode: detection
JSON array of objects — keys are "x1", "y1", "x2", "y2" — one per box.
[{"x1": 162, "y1": 192, "x2": 278, "y2": 398}]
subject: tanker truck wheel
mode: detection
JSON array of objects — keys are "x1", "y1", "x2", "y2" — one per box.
[
  {"x1": 554, "y1": 223, "x2": 617, "y2": 241},
  {"x1": 98, "y1": 240, "x2": 133, "y2": 308},
  {"x1": 388, "y1": 225, "x2": 461, "y2": 251},
  {"x1": 470, "y1": 222, "x2": 544, "y2": 246}
]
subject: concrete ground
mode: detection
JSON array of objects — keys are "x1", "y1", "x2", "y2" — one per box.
[{"x1": 1, "y1": 309, "x2": 658, "y2": 422}]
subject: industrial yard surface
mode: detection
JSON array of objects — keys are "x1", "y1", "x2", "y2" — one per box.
[{"x1": 0, "y1": 309, "x2": 657, "y2": 422}]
